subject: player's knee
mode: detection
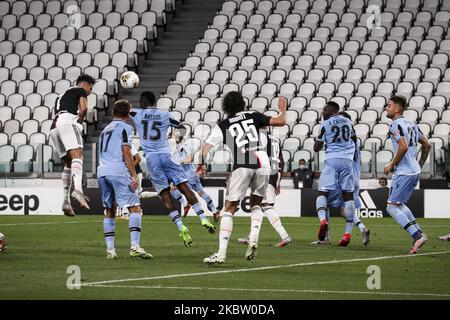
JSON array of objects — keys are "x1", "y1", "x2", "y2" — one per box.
[
  {"x1": 316, "y1": 195, "x2": 327, "y2": 210},
  {"x1": 342, "y1": 192, "x2": 353, "y2": 202},
  {"x1": 104, "y1": 208, "x2": 114, "y2": 218},
  {"x1": 128, "y1": 205, "x2": 141, "y2": 214},
  {"x1": 262, "y1": 204, "x2": 273, "y2": 212}
]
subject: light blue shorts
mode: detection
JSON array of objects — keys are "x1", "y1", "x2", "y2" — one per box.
[
  {"x1": 187, "y1": 175, "x2": 204, "y2": 193},
  {"x1": 98, "y1": 175, "x2": 140, "y2": 209},
  {"x1": 319, "y1": 158, "x2": 355, "y2": 193},
  {"x1": 388, "y1": 174, "x2": 419, "y2": 204},
  {"x1": 146, "y1": 153, "x2": 187, "y2": 193}
]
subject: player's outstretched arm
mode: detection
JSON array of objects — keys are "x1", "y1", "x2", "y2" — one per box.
[
  {"x1": 384, "y1": 137, "x2": 408, "y2": 174},
  {"x1": 78, "y1": 96, "x2": 88, "y2": 124},
  {"x1": 197, "y1": 143, "x2": 214, "y2": 172},
  {"x1": 269, "y1": 96, "x2": 287, "y2": 127},
  {"x1": 418, "y1": 136, "x2": 431, "y2": 168}
]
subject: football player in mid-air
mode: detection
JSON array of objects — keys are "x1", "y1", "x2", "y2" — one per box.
[
  {"x1": 238, "y1": 127, "x2": 292, "y2": 247},
  {"x1": 201, "y1": 92, "x2": 287, "y2": 265},
  {"x1": 311, "y1": 112, "x2": 370, "y2": 246},
  {"x1": 130, "y1": 91, "x2": 216, "y2": 247},
  {"x1": 314, "y1": 101, "x2": 357, "y2": 247},
  {"x1": 97, "y1": 100, "x2": 152, "y2": 259},
  {"x1": 170, "y1": 129, "x2": 221, "y2": 221},
  {"x1": 50, "y1": 74, "x2": 95, "y2": 216},
  {"x1": 384, "y1": 96, "x2": 430, "y2": 254}
]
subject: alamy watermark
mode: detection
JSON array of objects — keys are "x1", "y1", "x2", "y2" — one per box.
[
  {"x1": 366, "y1": 265, "x2": 381, "y2": 290},
  {"x1": 66, "y1": 5, "x2": 82, "y2": 29},
  {"x1": 366, "y1": 5, "x2": 382, "y2": 30},
  {"x1": 66, "y1": 265, "x2": 81, "y2": 289}
]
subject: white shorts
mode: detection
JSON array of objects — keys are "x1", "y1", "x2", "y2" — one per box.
[
  {"x1": 225, "y1": 167, "x2": 270, "y2": 202},
  {"x1": 262, "y1": 184, "x2": 276, "y2": 205},
  {"x1": 50, "y1": 123, "x2": 83, "y2": 158}
]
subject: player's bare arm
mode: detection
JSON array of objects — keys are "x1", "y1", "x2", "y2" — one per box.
[
  {"x1": 418, "y1": 136, "x2": 431, "y2": 168},
  {"x1": 269, "y1": 96, "x2": 287, "y2": 127},
  {"x1": 78, "y1": 96, "x2": 88, "y2": 124},
  {"x1": 384, "y1": 137, "x2": 408, "y2": 174},
  {"x1": 123, "y1": 144, "x2": 138, "y2": 190}
]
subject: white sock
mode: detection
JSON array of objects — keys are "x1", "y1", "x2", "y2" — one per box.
[
  {"x1": 264, "y1": 207, "x2": 289, "y2": 240},
  {"x1": 249, "y1": 206, "x2": 263, "y2": 245},
  {"x1": 218, "y1": 212, "x2": 233, "y2": 259},
  {"x1": 71, "y1": 158, "x2": 83, "y2": 192},
  {"x1": 62, "y1": 167, "x2": 72, "y2": 202},
  {"x1": 137, "y1": 173, "x2": 143, "y2": 194},
  {"x1": 353, "y1": 211, "x2": 366, "y2": 231}
]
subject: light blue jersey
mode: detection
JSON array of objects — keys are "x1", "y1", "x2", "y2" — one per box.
[
  {"x1": 389, "y1": 117, "x2": 422, "y2": 175},
  {"x1": 173, "y1": 142, "x2": 197, "y2": 180},
  {"x1": 97, "y1": 119, "x2": 134, "y2": 178},
  {"x1": 130, "y1": 107, "x2": 181, "y2": 154},
  {"x1": 317, "y1": 115, "x2": 356, "y2": 161}
]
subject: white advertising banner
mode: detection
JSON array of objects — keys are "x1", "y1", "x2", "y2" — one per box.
[
  {"x1": 0, "y1": 188, "x2": 63, "y2": 215},
  {"x1": 424, "y1": 190, "x2": 450, "y2": 218},
  {"x1": 186, "y1": 187, "x2": 302, "y2": 217}
]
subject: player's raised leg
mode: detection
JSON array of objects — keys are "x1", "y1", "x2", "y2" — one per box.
[
  {"x1": 159, "y1": 187, "x2": 192, "y2": 247},
  {"x1": 386, "y1": 174, "x2": 427, "y2": 254},
  {"x1": 178, "y1": 182, "x2": 216, "y2": 234},
  {"x1": 61, "y1": 159, "x2": 75, "y2": 216}
]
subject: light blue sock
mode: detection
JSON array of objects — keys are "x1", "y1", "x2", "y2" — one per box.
[
  {"x1": 387, "y1": 204, "x2": 420, "y2": 239},
  {"x1": 201, "y1": 193, "x2": 217, "y2": 212},
  {"x1": 192, "y1": 202, "x2": 207, "y2": 220},
  {"x1": 344, "y1": 200, "x2": 355, "y2": 234},
  {"x1": 399, "y1": 204, "x2": 421, "y2": 231},
  {"x1": 169, "y1": 210, "x2": 183, "y2": 231},
  {"x1": 316, "y1": 195, "x2": 327, "y2": 221},
  {"x1": 353, "y1": 211, "x2": 366, "y2": 231},
  {"x1": 171, "y1": 189, "x2": 187, "y2": 206},
  {"x1": 103, "y1": 217, "x2": 115, "y2": 250},
  {"x1": 129, "y1": 213, "x2": 141, "y2": 247}
]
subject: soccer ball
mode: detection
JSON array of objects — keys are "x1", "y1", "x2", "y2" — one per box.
[
  {"x1": 0, "y1": 233, "x2": 6, "y2": 252},
  {"x1": 120, "y1": 71, "x2": 139, "y2": 89}
]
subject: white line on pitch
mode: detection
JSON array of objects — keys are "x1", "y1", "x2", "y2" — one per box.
[
  {"x1": 0, "y1": 220, "x2": 99, "y2": 227},
  {"x1": 81, "y1": 250, "x2": 450, "y2": 287},
  {"x1": 86, "y1": 284, "x2": 450, "y2": 298},
  {"x1": 1, "y1": 218, "x2": 447, "y2": 229}
]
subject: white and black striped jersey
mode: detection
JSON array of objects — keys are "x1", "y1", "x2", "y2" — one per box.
[
  {"x1": 263, "y1": 129, "x2": 284, "y2": 187},
  {"x1": 205, "y1": 111, "x2": 271, "y2": 170},
  {"x1": 54, "y1": 87, "x2": 87, "y2": 116}
]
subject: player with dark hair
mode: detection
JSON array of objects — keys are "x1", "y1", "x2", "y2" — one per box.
[
  {"x1": 97, "y1": 99, "x2": 152, "y2": 259},
  {"x1": 312, "y1": 111, "x2": 370, "y2": 246},
  {"x1": 314, "y1": 102, "x2": 358, "y2": 246},
  {"x1": 202, "y1": 92, "x2": 287, "y2": 264},
  {"x1": 50, "y1": 74, "x2": 95, "y2": 216},
  {"x1": 384, "y1": 96, "x2": 431, "y2": 254},
  {"x1": 129, "y1": 91, "x2": 216, "y2": 247}
]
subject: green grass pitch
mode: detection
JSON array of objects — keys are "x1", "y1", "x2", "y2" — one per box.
[{"x1": 0, "y1": 215, "x2": 449, "y2": 300}]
